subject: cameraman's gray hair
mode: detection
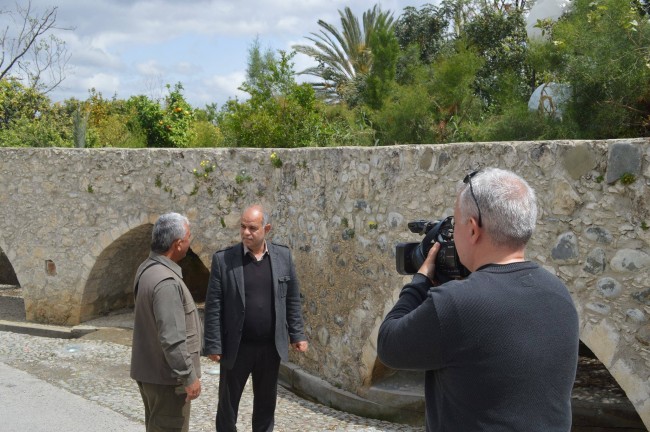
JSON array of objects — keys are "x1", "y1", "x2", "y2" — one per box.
[
  {"x1": 151, "y1": 212, "x2": 190, "y2": 254},
  {"x1": 457, "y1": 168, "x2": 537, "y2": 248}
]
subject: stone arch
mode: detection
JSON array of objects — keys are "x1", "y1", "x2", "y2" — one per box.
[
  {"x1": 579, "y1": 319, "x2": 650, "y2": 427},
  {"x1": 573, "y1": 340, "x2": 646, "y2": 429},
  {"x1": 80, "y1": 223, "x2": 152, "y2": 322},
  {"x1": 0, "y1": 246, "x2": 20, "y2": 286},
  {"x1": 79, "y1": 223, "x2": 210, "y2": 322}
]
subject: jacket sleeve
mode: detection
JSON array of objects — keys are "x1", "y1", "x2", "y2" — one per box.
[
  {"x1": 285, "y1": 251, "x2": 306, "y2": 343},
  {"x1": 152, "y1": 279, "x2": 197, "y2": 386},
  {"x1": 203, "y1": 252, "x2": 223, "y2": 355},
  {"x1": 377, "y1": 273, "x2": 444, "y2": 370}
]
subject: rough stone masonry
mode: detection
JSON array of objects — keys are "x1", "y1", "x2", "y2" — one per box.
[{"x1": 0, "y1": 139, "x2": 649, "y2": 426}]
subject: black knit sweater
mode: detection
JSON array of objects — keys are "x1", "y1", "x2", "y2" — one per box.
[
  {"x1": 378, "y1": 261, "x2": 579, "y2": 432},
  {"x1": 241, "y1": 253, "x2": 275, "y2": 343}
]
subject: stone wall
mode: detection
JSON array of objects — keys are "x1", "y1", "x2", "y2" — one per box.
[{"x1": 0, "y1": 140, "x2": 649, "y2": 426}]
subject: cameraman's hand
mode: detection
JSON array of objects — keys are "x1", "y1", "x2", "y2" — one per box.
[{"x1": 417, "y1": 242, "x2": 441, "y2": 285}]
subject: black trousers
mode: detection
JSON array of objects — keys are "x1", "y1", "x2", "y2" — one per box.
[{"x1": 216, "y1": 341, "x2": 281, "y2": 432}]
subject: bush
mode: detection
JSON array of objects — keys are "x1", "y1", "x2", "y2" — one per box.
[
  {"x1": 466, "y1": 102, "x2": 579, "y2": 142},
  {"x1": 128, "y1": 83, "x2": 195, "y2": 148},
  {"x1": 189, "y1": 120, "x2": 224, "y2": 147}
]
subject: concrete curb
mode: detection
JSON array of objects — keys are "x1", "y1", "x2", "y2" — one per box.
[
  {"x1": 0, "y1": 320, "x2": 97, "y2": 339},
  {"x1": 279, "y1": 362, "x2": 425, "y2": 426}
]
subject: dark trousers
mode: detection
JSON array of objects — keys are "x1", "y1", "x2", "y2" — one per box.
[
  {"x1": 137, "y1": 381, "x2": 190, "y2": 432},
  {"x1": 216, "y1": 341, "x2": 281, "y2": 432}
]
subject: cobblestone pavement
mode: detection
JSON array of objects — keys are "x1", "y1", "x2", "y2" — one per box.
[{"x1": 0, "y1": 330, "x2": 423, "y2": 432}]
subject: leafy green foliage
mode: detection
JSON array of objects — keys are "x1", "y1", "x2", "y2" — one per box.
[
  {"x1": 189, "y1": 121, "x2": 224, "y2": 147},
  {"x1": 0, "y1": 78, "x2": 50, "y2": 129},
  {"x1": 218, "y1": 48, "x2": 364, "y2": 147},
  {"x1": 464, "y1": 8, "x2": 530, "y2": 106},
  {"x1": 128, "y1": 83, "x2": 195, "y2": 147},
  {"x1": 541, "y1": 0, "x2": 650, "y2": 138},
  {"x1": 466, "y1": 100, "x2": 579, "y2": 142},
  {"x1": 370, "y1": 79, "x2": 437, "y2": 144},
  {"x1": 364, "y1": 14, "x2": 400, "y2": 109},
  {"x1": 370, "y1": 44, "x2": 487, "y2": 144},
  {"x1": 0, "y1": 78, "x2": 72, "y2": 147},
  {"x1": 81, "y1": 89, "x2": 146, "y2": 148},
  {"x1": 394, "y1": 4, "x2": 449, "y2": 63}
]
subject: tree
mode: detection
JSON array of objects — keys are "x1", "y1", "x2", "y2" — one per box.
[
  {"x1": 293, "y1": 5, "x2": 394, "y2": 103},
  {"x1": 371, "y1": 45, "x2": 484, "y2": 144},
  {"x1": 128, "y1": 83, "x2": 195, "y2": 148},
  {"x1": 243, "y1": 38, "x2": 295, "y2": 102},
  {"x1": 79, "y1": 89, "x2": 146, "y2": 148},
  {"x1": 364, "y1": 14, "x2": 400, "y2": 109},
  {"x1": 0, "y1": 0, "x2": 72, "y2": 93},
  {"x1": 0, "y1": 78, "x2": 72, "y2": 147},
  {"x1": 217, "y1": 48, "x2": 367, "y2": 148},
  {"x1": 219, "y1": 50, "x2": 316, "y2": 147},
  {"x1": 464, "y1": 7, "x2": 530, "y2": 106},
  {"x1": 394, "y1": 4, "x2": 449, "y2": 64},
  {"x1": 539, "y1": 0, "x2": 650, "y2": 137},
  {"x1": 439, "y1": 0, "x2": 530, "y2": 36},
  {"x1": 0, "y1": 77, "x2": 47, "y2": 129}
]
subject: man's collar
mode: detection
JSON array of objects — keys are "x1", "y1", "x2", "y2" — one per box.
[
  {"x1": 243, "y1": 241, "x2": 269, "y2": 261},
  {"x1": 148, "y1": 252, "x2": 183, "y2": 277}
]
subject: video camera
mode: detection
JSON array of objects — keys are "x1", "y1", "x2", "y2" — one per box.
[{"x1": 395, "y1": 216, "x2": 470, "y2": 283}]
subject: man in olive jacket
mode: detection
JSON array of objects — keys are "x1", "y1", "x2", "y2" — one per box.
[
  {"x1": 131, "y1": 212, "x2": 202, "y2": 432},
  {"x1": 204, "y1": 204, "x2": 308, "y2": 432}
]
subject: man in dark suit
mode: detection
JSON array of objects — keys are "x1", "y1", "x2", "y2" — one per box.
[{"x1": 203, "y1": 204, "x2": 308, "y2": 432}]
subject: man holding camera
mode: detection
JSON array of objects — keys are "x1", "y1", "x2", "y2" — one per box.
[{"x1": 378, "y1": 167, "x2": 579, "y2": 431}]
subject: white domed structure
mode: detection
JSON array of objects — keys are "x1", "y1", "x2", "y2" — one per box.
[{"x1": 528, "y1": 82, "x2": 571, "y2": 119}]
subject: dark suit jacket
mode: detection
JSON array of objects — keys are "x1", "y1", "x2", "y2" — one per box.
[{"x1": 203, "y1": 241, "x2": 306, "y2": 370}]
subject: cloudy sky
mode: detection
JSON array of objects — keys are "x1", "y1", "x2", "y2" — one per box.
[{"x1": 8, "y1": 0, "x2": 439, "y2": 108}]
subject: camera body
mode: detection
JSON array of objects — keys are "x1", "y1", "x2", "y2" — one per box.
[{"x1": 395, "y1": 216, "x2": 470, "y2": 283}]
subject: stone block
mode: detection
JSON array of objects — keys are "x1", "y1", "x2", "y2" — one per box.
[
  {"x1": 552, "y1": 232, "x2": 579, "y2": 263},
  {"x1": 563, "y1": 145, "x2": 598, "y2": 179},
  {"x1": 606, "y1": 142, "x2": 642, "y2": 184},
  {"x1": 611, "y1": 249, "x2": 650, "y2": 272}
]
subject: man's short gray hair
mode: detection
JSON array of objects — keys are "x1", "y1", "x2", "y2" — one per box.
[
  {"x1": 244, "y1": 204, "x2": 271, "y2": 225},
  {"x1": 457, "y1": 167, "x2": 537, "y2": 249},
  {"x1": 151, "y1": 212, "x2": 189, "y2": 254}
]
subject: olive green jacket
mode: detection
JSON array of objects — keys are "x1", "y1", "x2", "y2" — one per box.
[{"x1": 130, "y1": 253, "x2": 202, "y2": 386}]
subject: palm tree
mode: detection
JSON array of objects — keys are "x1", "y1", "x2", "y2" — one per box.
[{"x1": 293, "y1": 5, "x2": 394, "y2": 103}]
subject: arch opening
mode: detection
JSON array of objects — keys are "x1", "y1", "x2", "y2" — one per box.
[
  {"x1": 80, "y1": 224, "x2": 152, "y2": 322},
  {"x1": 80, "y1": 225, "x2": 209, "y2": 323},
  {"x1": 0, "y1": 247, "x2": 19, "y2": 287},
  {"x1": 177, "y1": 249, "x2": 209, "y2": 304},
  {"x1": 0, "y1": 246, "x2": 24, "y2": 322},
  {"x1": 572, "y1": 341, "x2": 646, "y2": 431}
]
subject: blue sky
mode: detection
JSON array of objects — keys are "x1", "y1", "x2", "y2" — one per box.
[{"x1": 15, "y1": 0, "x2": 439, "y2": 108}]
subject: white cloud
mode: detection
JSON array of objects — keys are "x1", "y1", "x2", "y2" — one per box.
[
  {"x1": 137, "y1": 60, "x2": 167, "y2": 77},
  {"x1": 22, "y1": 0, "x2": 436, "y2": 106},
  {"x1": 203, "y1": 71, "x2": 248, "y2": 102},
  {"x1": 80, "y1": 73, "x2": 121, "y2": 96},
  {"x1": 175, "y1": 62, "x2": 201, "y2": 75}
]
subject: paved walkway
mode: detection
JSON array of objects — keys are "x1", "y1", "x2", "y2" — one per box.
[
  {"x1": 0, "y1": 329, "x2": 422, "y2": 432},
  {"x1": 0, "y1": 362, "x2": 142, "y2": 432}
]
